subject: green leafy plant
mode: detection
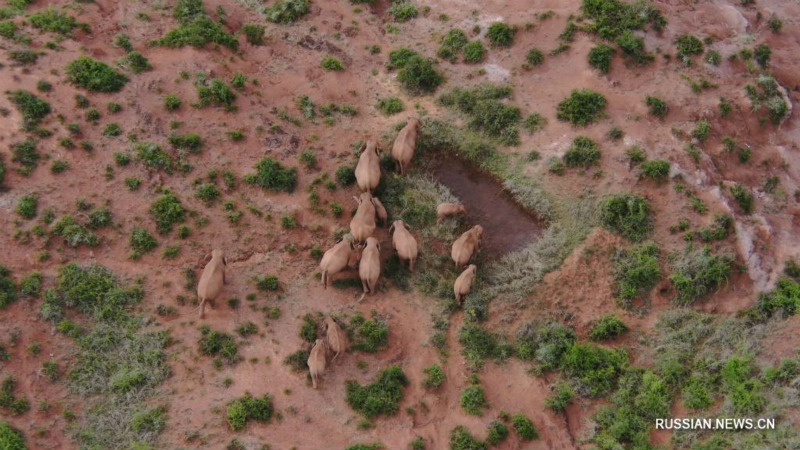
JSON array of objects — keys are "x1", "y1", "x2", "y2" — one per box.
[
  {"x1": 264, "y1": 0, "x2": 310, "y2": 24},
  {"x1": 226, "y1": 393, "x2": 273, "y2": 430},
  {"x1": 526, "y1": 48, "x2": 544, "y2": 66},
  {"x1": 16, "y1": 194, "x2": 38, "y2": 219},
  {"x1": 156, "y1": 0, "x2": 238, "y2": 49},
  {"x1": 65, "y1": 57, "x2": 129, "y2": 92},
  {"x1": 244, "y1": 158, "x2": 297, "y2": 192},
  {"x1": 346, "y1": 366, "x2": 408, "y2": 418},
  {"x1": 556, "y1": 89, "x2": 606, "y2": 125},
  {"x1": 460, "y1": 385, "x2": 489, "y2": 415},
  {"x1": 397, "y1": 55, "x2": 443, "y2": 94},
  {"x1": 198, "y1": 325, "x2": 239, "y2": 364},
  {"x1": 669, "y1": 246, "x2": 734, "y2": 305},
  {"x1": 321, "y1": 57, "x2": 345, "y2": 71},
  {"x1": 675, "y1": 34, "x2": 704, "y2": 60},
  {"x1": 378, "y1": 97, "x2": 404, "y2": 115},
  {"x1": 7, "y1": 90, "x2": 51, "y2": 130},
  {"x1": 11, "y1": 140, "x2": 41, "y2": 175},
  {"x1": 640, "y1": 159, "x2": 670, "y2": 183},
  {"x1": 118, "y1": 51, "x2": 152, "y2": 74},
  {"x1": 645, "y1": 96, "x2": 668, "y2": 118},
  {"x1": 545, "y1": 381, "x2": 574, "y2": 413},
  {"x1": 730, "y1": 184, "x2": 753, "y2": 214},
  {"x1": 197, "y1": 78, "x2": 236, "y2": 109},
  {"x1": 164, "y1": 94, "x2": 182, "y2": 111},
  {"x1": 486, "y1": 420, "x2": 509, "y2": 445},
  {"x1": 241, "y1": 23, "x2": 265, "y2": 45},
  {"x1": 449, "y1": 426, "x2": 487, "y2": 450},
  {"x1": 349, "y1": 313, "x2": 390, "y2": 353},
  {"x1": 589, "y1": 315, "x2": 628, "y2": 341},
  {"x1": 130, "y1": 226, "x2": 158, "y2": 256},
  {"x1": 563, "y1": 136, "x2": 601, "y2": 168},
  {"x1": 511, "y1": 414, "x2": 538, "y2": 441},
  {"x1": 149, "y1": 190, "x2": 186, "y2": 234},
  {"x1": 486, "y1": 22, "x2": 515, "y2": 47},
  {"x1": 29, "y1": 8, "x2": 88, "y2": 35},
  {"x1": 613, "y1": 242, "x2": 661, "y2": 308},
  {"x1": 588, "y1": 44, "x2": 614, "y2": 73},
  {"x1": 389, "y1": 0, "x2": 417, "y2": 22},
  {"x1": 462, "y1": 41, "x2": 485, "y2": 63},
  {"x1": 423, "y1": 364, "x2": 445, "y2": 389},
  {"x1": 599, "y1": 193, "x2": 651, "y2": 242}
]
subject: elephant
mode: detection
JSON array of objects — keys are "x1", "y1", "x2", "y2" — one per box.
[
  {"x1": 324, "y1": 316, "x2": 347, "y2": 361},
  {"x1": 437, "y1": 202, "x2": 467, "y2": 224},
  {"x1": 320, "y1": 235, "x2": 355, "y2": 289},
  {"x1": 454, "y1": 264, "x2": 477, "y2": 304},
  {"x1": 349, "y1": 192, "x2": 377, "y2": 243},
  {"x1": 452, "y1": 225, "x2": 483, "y2": 267},
  {"x1": 391, "y1": 117, "x2": 421, "y2": 175},
  {"x1": 390, "y1": 220, "x2": 418, "y2": 272},
  {"x1": 355, "y1": 140, "x2": 381, "y2": 193},
  {"x1": 359, "y1": 237, "x2": 381, "y2": 300},
  {"x1": 371, "y1": 196, "x2": 388, "y2": 226},
  {"x1": 307, "y1": 338, "x2": 328, "y2": 389},
  {"x1": 197, "y1": 249, "x2": 227, "y2": 319}
]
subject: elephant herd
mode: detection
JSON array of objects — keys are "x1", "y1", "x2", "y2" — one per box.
[{"x1": 194, "y1": 117, "x2": 487, "y2": 388}]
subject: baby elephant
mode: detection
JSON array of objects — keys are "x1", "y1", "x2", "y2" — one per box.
[
  {"x1": 437, "y1": 202, "x2": 466, "y2": 224},
  {"x1": 391, "y1": 117, "x2": 421, "y2": 175},
  {"x1": 452, "y1": 225, "x2": 483, "y2": 268},
  {"x1": 320, "y1": 235, "x2": 355, "y2": 289},
  {"x1": 454, "y1": 264, "x2": 477, "y2": 304},
  {"x1": 390, "y1": 220, "x2": 418, "y2": 271},
  {"x1": 197, "y1": 249, "x2": 227, "y2": 319},
  {"x1": 372, "y1": 196, "x2": 388, "y2": 226},
  {"x1": 359, "y1": 237, "x2": 381, "y2": 301},
  {"x1": 350, "y1": 192, "x2": 377, "y2": 244},
  {"x1": 355, "y1": 140, "x2": 381, "y2": 193},
  {"x1": 324, "y1": 316, "x2": 348, "y2": 361},
  {"x1": 307, "y1": 338, "x2": 328, "y2": 389}
]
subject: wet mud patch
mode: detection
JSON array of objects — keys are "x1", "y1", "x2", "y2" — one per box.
[{"x1": 431, "y1": 158, "x2": 544, "y2": 259}]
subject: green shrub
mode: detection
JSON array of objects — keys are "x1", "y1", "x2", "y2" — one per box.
[
  {"x1": 640, "y1": 159, "x2": 670, "y2": 182},
  {"x1": 682, "y1": 376, "x2": 712, "y2": 410},
  {"x1": 241, "y1": 23, "x2": 265, "y2": 45},
  {"x1": 387, "y1": 47, "x2": 419, "y2": 70},
  {"x1": 11, "y1": 140, "x2": 41, "y2": 175},
  {"x1": 7, "y1": 90, "x2": 50, "y2": 130},
  {"x1": 16, "y1": 194, "x2": 38, "y2": 219},
  {"x1": 581, "y1": 0, "x2": 666, "y2": 40},
  {"x1": 198, "y1": 325, "x2": 238, "y2": 364},
  {"x1": 486, "y1": 22, "x2": 515, "y2": 47},
  {"x1": 321, "y1": 57, "x2": 345, "y2": 71},
  {"x1": 113, "y1": 34, "x2": 133, "y2": 52},
  {"x1": 149, "y1": 190, "x2": 186, "y2": 234},
  {"x1": 130, "y1": 227, "x2": 158, "y2": 255},
  {"x1": 389, "y1": 1, "x2": 417, "y2": 22},
  {"x1": 545, "y1": 381, "x2": 574, "y2": 413},
  {"x1": 460, "y1": 385, "x2": 488, "y2": 415},
  {"x1": 515, "y1": 320, "x2": 576, "y2": 369},
  {"x1": 283, "y1": 349, "x2": 309, "y2": 371},
  {"x1": 299, "y1": 313, "x2": 318, "y2": 342},
  {"x1": 563, "y1": 136, "x2": 601, "y2": 168},
  {"x1": 0, "y1": 422, "x2": 26, "y2": 450},
  {"x1": 462, "y1": 41, "x2": 485, "y2": 63},
  {"x1": 669, "y1": 246, "x2": 734, "y2": 305},
  {"x1": 0, "y1": 21, "x2": 17, "y2": 39},
  {"x1": 51, "y1": 215, "x2": 100, "y2": 248},
  {"x1": 423, "y1": 364, "x2": 445, "y2": 389},
  {"x1": 645, "y1": 96, "x2": 668, "y2": 118},
  {"x1": 86, "y1": 108, "x2": 101, "y2": 122},
  {"x1": 613, "y1": 242, "x2": 661, "y2": 308},
  {"x1": 197, "y1": 78, "x2": 236, "y2": 109},
  {"x1": 29, "y1": 8, "x2": 87, "y2": 34},
  {"x1": 556, "y1": 89, "x2": 606, "y2": 126},
  {"x1": 168, "y1": 133, "x2": 203, "y2": 153},
  {"x1": 588, "y1": 44, "x2": 614, "y2": 73},
  {"x1": 264, "y1": 0, "x2": 310, "y2": 24},
  {"x1": 349, "y1": 313, "x2": 390, "y2": 353},
  {"x1": 599, "y1": 194, "x2": 651, "y2": 241},
  {"x1": 65, "y1": 57, "x2": 129, "y2": 92},
  {"x1": 442, "y1": 28, "x2": 469, "y2": 51},
  {"x1": 522, "y1": 113, "x2": 547, "y2": 134},
  {"x1": 346, "y1": 444, "x2": 384, "y2": 450},
  {"x1": 721, "y1": 358, "x2": 765, "y2": 414},
  {"x1": 526, "y1": 48, "x2": 544, "y2": 66},
  {"x1": 103, "y1": 123, "x2": 122, "y2": 137},
  {"x1": 589, "y1": 315, "x2": 628, "y2": 341},
  {"x1": 107, "y1": 102, "x2": 123, "y2": 113},
  {"x1": 562, "y1": 343, "x2": 628, "y2": 396},
  {"x1": 730, "y1": 183, "x2": 753, "y2": 214},
  {"x1": 0, "y1": 266, "x2": 17, "y2": 309},
  {"x1": 449, "y1": 426, "x2": 487, "y2": 450},
  {"x1": 692, "y1": 119, "x2": 711, "y2": 142},
  {"x1": 9, "y1": 50, "x2": 38, "y2": 65},
  {"x1": 378, "y1": 97, "x2": 404, "y2": 115},
  {"x1": 745, "y1": 75, "x2": 788, "y2": 125},
  {"x1": 459, "y1": 324, "x2": 511, "y2": 369},
  {"x1": 256, "y1": 275, "x2": 280, "y2": 291},
  {"x1": 511, "y1": 414, "x2": 538, "y2": 440},
  {"x1": 397, "y1": 55, "x2": 443, "y2": 94},
  {"x1": 156, "y1": 0, "x2": 237, "y2": 49},
  {"x1": 164, "y1": 94, "x2": 182, "y2": 111},
  {"x1": 486, "y1": 420, "x2": 509, "y2": 445},
  {"x1": 195, "y1": 183, "x2": 220, "y2": 205},
  {"x1": 675, "y1": 34, "x2": 704, "y2": 59},
  {"x1": 118, "y1": 51, "x2": 151, "y2": 74},
  {"x1": 244, "y1": 157, "x2": 297, "y2": 192},
  {"x1": 346, "y1": 366, "x2": 408, "y2": 418},
  {"x1": 87, "y1": 207, "x2": 113, "y2": 230},
  {"x1": 615, "y1": 30, "x2": 652, "y2": 65},
  {"x1": 19, "y1": 272, "x2": 42, "y2": 298},
  {"x1": 696, "y1": 214, "x2": 733, "y2": 242},
  {"x1": 226, "y1": 393, "x2": 273, "y2": 430}
]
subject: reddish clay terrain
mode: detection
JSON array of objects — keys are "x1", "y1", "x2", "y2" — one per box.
[{"x1": 1, "y1": 0, "x2": 800, "y2": 449}]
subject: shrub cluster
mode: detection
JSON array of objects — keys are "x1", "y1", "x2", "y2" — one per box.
[
  {"x1": 66, "y1": 57, "x2": 129, "y2": 92},
  {"x1": 486, "y1": 22, "x2": 515, "y2": 47},
  {"x1": 460, "y1": 384, "x2": 488, "y2": 415},
  {"x1": 556, "y1": 89, "x2": 607, "y2": 126},
  {"x1": 669, "y1": 246, "x2": 734, "y2": 305},
  {"x1": 563, "y1": 136, "x2": 601, "y2": 168},
  {"x1": 149, "y1": 190, "x2": 186, "y2": 234},
  {"x1": 156, "y1": 0, "x2": 237, "y2": 49},
  {"x1": 265, "y1": 0, "x2": 310, "y2": 24},
  {"x1": 348, "y1": 313, "x2": 390, "y2": 353},
  {"x1": 226, "y1": 393, "x2": 273, "y2": 431},
  {"x1": 562, "y1": 343, "x2": 629, "y2": 396},
  {"x1": 588, "y1": 44, "x2": 614, "y2": 73},
  {"x1": 589, "y1": 315, "x2": 628, "y2": 341},
  {"x1": 515, "y1": 320, "x2": 576, "y2": 370},
  {"x1": 345, "y1": 366, "x2": 408, "y2": 418},
  {"x1": 613, "y1": 242, "x2": 661, "y2": 308},
  {"x1": 198, "y1": 325, "x2": 239, "y2": 364},
  {"x1": 244, "y1": 157, "x2": 298, "y2": 192},
  {"x1": 7, "y1": 90, "x2": 50, "y2": 130},
  {"x1": 599, "y1": 193, "x2": 652, "y2": 242}
]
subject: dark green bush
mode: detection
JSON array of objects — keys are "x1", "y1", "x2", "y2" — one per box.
[
  {"x1": 486, "y1": 420, "x2": 509, "y2": 445},
  {"x1": 589, "y1": 315, "x2": 628, "y2": 341},
  {"x1": 515, "y1": 320, "x2": 576, "y2": 370},
  {"x1": 168, "y1": 133, "x2": 203, "y2": 153},
  {"x1": 449, "y1": 425, "x2": 487, "y2": 450},
  {"x1": 349, "y1": 313, "x2": 390, "y2": 353},
  {"x1": 615, "y1": 30, "x2": 652, "y2": 65},
  {"x1": 19, "y1": 272, "x2": 42, "y2": 298},
  {"x1": 130, "y1": 227, "x2": 158, "y2": 255},
  {"x1": 639, "y1": 159, "x2": 670, "y2": 182},
  {"x1": 321, "y1": 57, "x2": 345, "y2": 71},
  {"x1": 66, "y1": 57, "x2": 129, "y2": 92},
  {"x1": 460, "y1": 385, "x2": 488, "y2": 415},
  {"x1": 581, "y1": 0, "x2": 666, "y2": 40},
  {"x1": 397, "y1": 55, "x2": 444, "y2": 94},
  {"x1": 226, "y1": 393, "x2": 273, "y2": 430},
  {"x1": 563, "y1": 136, "x2": 601, "y2": 168},
  {"x1": 195, "y1": 183, "x2": 220, "y2": 205},
  {"x1": 7, "y1": 90, "x2": 50, "y2": 130},
  {"x1": 256, "y1": 275, "x2": 280, "y2": 291},
  {"x1": 675, "y1": 34, "x2": 704, "y2": 59},
  {"x1": 164, "y1": 94, "x2": 182, "y2": 111},
  {"x1": 0, "y1": 21, "x2": 17, "y2": 39},
  {"x1": 682, "y1": 376, "x2": 712, "y2": 410},
  {"x1": 29, "y1": 8, "x2": 87, "y2": 35},
  {"x1": 0, "y1": 422, "x2": 26, "y2": 450},
  {"x1": 265, "y1": 0, "x2": 310, "y2": 24},
  {"x1": 511, "y1": 414, "x2": 538, "y2": 441},
  {"x1": 11, "y1": 140, "x2": 41, "y2": 175},
  {"x1": 299, "y1": 314, "x2": 318, "y2": 342},
  {"x1": 118, "y1": 51, "x2": 152, "y2": 74},
  {"x1": 462, "y1": 41, "x2": 485, "y2": 63},
  {"x1": 0, "y1": 266, "x2": 17, "y2": 309},
  {"x1": 423, "y1": 364, "x2": 445, "y2": 389},
  {"x1": 130, "y1": 406, "x2": 167, "y2": 434},
  {"x1": 156, "y1": 0, "x2": 237, "y2": 49},
  {"x1": 526, "y1": 48, "x2": 544, "y2": 66},
  {"x1": 645, "y1": 96, "x2": 668, "y2": 118},
  {"x1": 389, "y1": 1, "x2": 417, "y2": 22},
  {"x1": 599, "y1": 193, "x2": 652, "y2": 242},
  {"x1": 696, "y1": 214, "x2": 733, "y2": 242},
  {"x1": 103, "y1": 123, "x2": 122, "y2": 137},
  {"x1": 244, "y1": 157, "x2": 297, "y2": 192},
  {"x1": 346, "y1": 366, "x2": 408, "y2": 418},
  {"x1": 669, "y1": 246, "x2": 734, "y2": 305},
  {"x1": 241, "y1": 23, "x2": 265, "y2": 45},
  {"x1": 588, "y1": 44, "x2": 614, "y2": 73},
  {"x1": 197, "y1": 78, "x2": 236, "y2": 109},
  {"x1": 377, "y1": 97, "x2": 404, "y2": 115},
  {"x1": 730, "y1": 183, "x2": 753, "y2": 214},
  {"x1": 50, "y1": 215, "x2": 100, "y2": 248},
  {"x1": 692, "y1": 119, "x2": 711, "y2": 142},
  {"x1": 721, "y1": 358, "x2": 765, "y2": 414},
  {"x1": 198, "y1": 325, "x2": 238, "y2": 364},
  {"x1": 556, "y1": 89, "x2": 606, "y2": 126},
  {"x1": 9, "y1": 50, "x2": 38, "y2": 65},
  {"x1": 16, "y1": 194, "x2": 37, "y2": 219},
  {"x1": 87, "y1": 207, "x2": 113, "y2": 229},
  {"x1": 459, "y1": 324, "x2": 511, "y2": 369},
  {"x1": 387, "y1": 47, "x2": 420, "y2": 70},
  {"x1": 149, "y1": 190, "x2": 186, "y2": 234},
  {"x1": 135, "y1": 142, "x2": 172, "y2": 172},
  {"x1": 545, "y1": 381, "x2": 574, "y2": 413},
  {"x1": 613, "y1": 242, "x2": 661, "y2": 308},
  {"x1": 486, "y1": 22, "x2": 515, "y2": 47},
  {"x1": 562, "y1": 343, "x2": 628, "y2": 396}
]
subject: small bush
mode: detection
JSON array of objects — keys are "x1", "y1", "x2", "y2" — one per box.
[
  {"x1": 7, "y1": 90, "x2": 50, "y2": 130},
  {"x1": 103, "y1": 123, "x2": 122, "y2": 137},
  {"x1": 19, "y1": 272, "x2": 42, "y2": 298},
  {"x1": 346, "y1": 366, "x2": 408, "y2": 418},
  {"x1": 459, "y1": 324, "x2": 511, "y2": 369},
  {"x1": 29, "y1": 8, "x2": 86, "y2": 34},
  {"x1": 562, "y1": 344, "x2": 628, "y2": 396},
  {"x1": 692, "y1": 119, "x2": 711, "y2": 142},
  {"x1": 640, "y1": 159, "x2": 670, "y2": 183},
  {"x1": 526, "y1": 48, "x2": 544, "y2": 66},
  {"x1": 113, "y1": 34, "x2": 133, "y2": 52},
  {"x1": 515, "y1": 320, "x2": 576, "y2": 369},
  {"x1": 118, "y1": 51, "x2": 152, "y2": 74},
  {"x1": 87, "y1": 207, "x2": 113, "y2": 229},
  {"x1": 387, "y1": 47, "x2": 420, "y2": 70},
  {"x1": 545, "y1": 381, "x2": 574, "y2": 413},
  {"x1": 156, "y1": 0, "x2": 237, "y2": 50},
  {"x1": 613, "y1": 242, "x2": 661, "y2": 308},
  {"x1": 168, "y1": 133, "x2": 203, "y2": 153},
  {"x1": 616, "y1": 31, "x2": 652, "y2": 65},
  {"x1": 149, "y1": 190, "x2": 186, "y2": 234},
  {"x1": 130, "y1": 227, "x2": 158, "y2": 255},
  {"x1": 730, "y1": 184, "x2": 754, "y2": 214},
  {"x1": 599, "y1": 194, "x2": 651, "y2": 242},
  {"x1": 588, "y1": 44, "x2": 614, "y2": 73},
  {"x1": 51, "y1": 215, "x2": 100, "y2": 248},
  {"x1": 195, "y1": 183, "x2": 220, "y2": 205},
  {"x1": 244, "y1": 157, "x2": 297, "y2": 192},
  {"x1": 11, "y1": 140, "x2": 41, "y2": 175},
  {"x1": 645, "y1": 96, "x2": 668, "y2": 118},
  {"x1": 486, "y1": 22, "x2": 515, "y2": 47},
  {"x1": 462, "y1": 41, "x2": 485, "y2": 63},
  {"x1": 589, "y1": 315, "x2": 628, "y2": 341},
  {"x1": 669, "y1": 246, "x2": 734, "y2": 305},
  {"x1": 378, "y1": 97, "x2": 404, "y2": 115},
  {"x1": 321, "y1": 57, "x2": 345, "y2": 71},
  {"x1": 241, "y1": 23, "x2": 265, "y2": 45},
  {"x1": 264, "y1": 0, "x2": 310, "y2": 24},
  {"x1": 197, "y1": 78, "x2": 236, "y2": 109},
  {"x1": 397, "y1": 55, "x2": 443, "y2": 94},
  {"x1": 563, "y1": 136, "x2": 601, "y2": 168},
  {"x1": 164, "y1": 94, "x2": 182, "y2": 111},
  {"x1": 556, "y1": 89, "x2": 606, "y2": 126},
  {"x1": 198, "y1": 325, "x2": 238, "y2": 364},
  {"x1": 675, "y1": 34, "x2": 704, "y2": 59},
  {"x1": 65, "y1": 57, "x2": 129, "y2": 93},
  {"x1": 511, "y1": 414, "x2": 538, "y2": 441},
  {"x1": 0, "y1": 422, "x2": 26, "y2": 450},
  {"x1": 0, "y1": 21, "x2": 17, "y2": 39},
  {"x1": 226, "y1": 393, "x2": 273, "y2": 430},
  {"x1": 349, "y1": 313, "x2": 390, "y2": 353},
  {"x1": 10, "y1": 50, "x2": 38, "y2": 65},
  {"x1": 449, "y1": 426, "x2": 487, "y2": 450},
  {"x1": 389, "y1": 1, "x2": 417, "y2": 22},
  {"x1": 256, "y1": 275, "x2": 280, "y2": 291},
  {"x1": 460, "y1": 385, "x2": 488, "y2": 415},
  {"x1": 423, "y1": 364, "x2": 445, "y2": 389},
  {"x1": 486, "y1": 421, "x2": 509, "y2": 445},
  {"x1": 0, "y1": 266, "x2": 17, "y2": 309},
  {"x1": 16, "y1": 195, "x2": 38, "y2": 219}
]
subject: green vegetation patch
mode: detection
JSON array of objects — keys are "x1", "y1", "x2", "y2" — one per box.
[
  {"x1": 439, "y1": 84, "x2": 521, "y2": 145},
  {"x1": 562, "y1": 343, "x2": 629, "y2": 396},
  {"x1": 563, "y1": 136, "x2": 601, "y2": 168},
  {"x1": 156, "y1": 0, "x2": 237, "y2": 49},
  {"x1": 244, "y1": 157, "x2": 298, "y2": 192},
  {"x1": 613, "y1": 242, "x2": 661, "y2": 309},
  {"x1": 346, "y1": 366, "x2": 408, "y2": 418},
  {"x1": 226, "y1": 393, "x2": 273, "y2": 430},
  {"x1": 348, "y1": 313, "x2": 390, "y2": 353},
  {"x1": 65, "y1": 57, "x2": 129, "y2": 92},
  {"x1": 745, "y1": 75, "x2": 788, "y2": 125},
  {"x1": 589, "y1": 315, "x2": 628, "y2": 341},
  {"x1": 450, "y1": 425, "x2": 488, "y2": 450},
  {"x1": 265, "y1": 0, "x2": 310, "y2": 24},
  {"x1": 460, "y1": 384, "x2": 488, "y2": 415},
  {"x1": 198, "y1": 325, "x2": 239, "y2": 364},
  {"x1": 669, "y1": 245, "x2": 734, "y2": 305},
  {"x1": 7, "y1": 90, "x2": 50, "y2": 130},
  {"x1": 149, "y1": 190, "x2": 187, "y2": 234},
  {"x1": 0, "y1": 266, "x2": 17, "y2": 309},
  {"x1": 599, "y1": 193, "x2": 652, "y2": 242},
  {"x1": 515, "y1": 320, "x2": 576, "y2": 370},
  {"x1": 29, "y1": 8, "x2": 88, "y2": 35},
  {"x1": 588, "y1": 44, "x2": 614, "y2": 73},
  {"x1": 0, "y1": 422, "x2": 26, "y2": 450},
  {"x1": 556, "y1": 89, "x2": 606, "y2": 126}
]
